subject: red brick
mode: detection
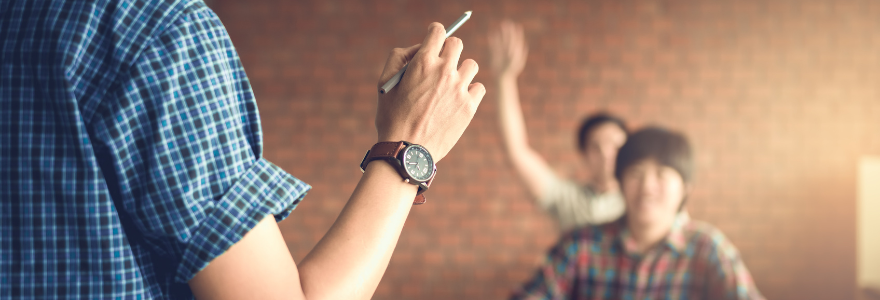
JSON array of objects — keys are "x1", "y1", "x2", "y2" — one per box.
[{"x1": 210, "y1": 0, "x2": 876, "y2": 299}]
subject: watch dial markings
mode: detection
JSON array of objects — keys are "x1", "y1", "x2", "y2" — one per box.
[{"x1": 403, "y1": 146, "x2": 433, "y2": 181}]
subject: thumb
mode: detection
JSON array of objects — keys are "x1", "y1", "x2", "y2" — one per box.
[{"x1": 378, "y1": 44, "x2": 421, "y2": 87}]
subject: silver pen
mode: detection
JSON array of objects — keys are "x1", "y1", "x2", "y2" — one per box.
[{"x1": 379, "y1": 11, "x2": 472, "y2": 94}]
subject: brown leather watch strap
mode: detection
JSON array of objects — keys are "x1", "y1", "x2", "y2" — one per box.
[
  {"x1": 413, "y1": 194, "x2": 427, "y2": 205},
  {"x1": 359, "y1": 141, "x2": 406, "y2": 171},
  {"x1": 360, "y1": 141, "x2": 434, "y2": 205},
  {"x1": 412, "y1": 169, "x2": 436, "y2": 205}
]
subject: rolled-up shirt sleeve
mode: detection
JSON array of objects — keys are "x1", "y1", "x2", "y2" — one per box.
[
  {"x1": 88, "y1": 2, "x2": 310, "y2": 284},
  {"x1": 538, "y1": 172, "x2": 625, "y2": 231}
]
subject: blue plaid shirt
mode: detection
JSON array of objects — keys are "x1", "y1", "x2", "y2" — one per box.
[{"x1": 0, "y1": 0, "x2": 311, "y2": 298}]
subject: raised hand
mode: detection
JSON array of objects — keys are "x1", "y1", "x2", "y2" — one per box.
[{"x1": 488, "y1": 20, "x2": 528, "y2": 79}]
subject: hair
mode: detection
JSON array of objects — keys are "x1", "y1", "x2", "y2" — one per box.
[
  {"x1": 614, "y1": 127, "x2": 693, "y2": 184},
  {"x1": 576, "y1": 113, "x2": 628, "y2": 152}
]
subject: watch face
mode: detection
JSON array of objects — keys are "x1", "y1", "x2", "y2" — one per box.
[{"x1": 402, "y1": 145, "x2": 434, "y2": 181}]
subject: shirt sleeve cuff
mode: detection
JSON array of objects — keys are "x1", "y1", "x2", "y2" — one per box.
[
  {"x1": 537, "y1": 172, "x2": 569, "y2": 209},
  {"x1": 173, "y1": 158, "x2": 310, "y2": 283}
]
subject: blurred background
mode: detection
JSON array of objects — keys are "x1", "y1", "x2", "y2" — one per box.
[{"x1": 207, "y1": 0, "x2": 880, "y2": 299}]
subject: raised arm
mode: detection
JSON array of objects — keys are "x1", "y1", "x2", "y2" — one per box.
[
  {"x1": 489, "y1": 21, "x2": 558, "y2": 201},
  {"x1": 189, "y1": 23, "x2": 485, "y2": 300}
]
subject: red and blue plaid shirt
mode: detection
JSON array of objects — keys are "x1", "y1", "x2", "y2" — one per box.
[{"x1": 512, "y1": 212, "x2": 764, "y2": 300}]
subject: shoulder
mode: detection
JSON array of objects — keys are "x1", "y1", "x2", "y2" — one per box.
[
  {"x1": 682, "y1": 219, "x2": 743, "y2": 262},
  {"x1": 537, "y1": 174, "x2": 585, "y2": 209},
  {"x1": 61, "y1": 0, "x2": 205, "y2": 64},
  {"x1": 541, "y1": 176, "x2": 617, "y2": 206},
  {"x1": 54, "y1": 0, "x2": 209, "y2": 111}
]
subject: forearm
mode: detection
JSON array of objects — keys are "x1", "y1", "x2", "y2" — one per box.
[
  {"x1": 297, "y1": 22, "x2": 481, "y2": 299},
  {"x1": 496, "y1": 76, "x2": 530, "y2": 153},
  {"x1": 496, "y1": 75, "x2": 555, "y2": 199},
  {"x1": 297, "y1": 160, "x2": 417, "y2": 300},
  {"x1": 190, "y1": 22, "x2": 483, "y2": 300}
]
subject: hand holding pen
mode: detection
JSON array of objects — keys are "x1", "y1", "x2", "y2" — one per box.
[
  {"x1": 375, "y1": 14, "x2": 485, "y2": 162},
  {"x1": 379, "y1": 11, "x2": 472, "y2": 94}
]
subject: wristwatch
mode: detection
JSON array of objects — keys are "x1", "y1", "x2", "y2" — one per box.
[{"x1": 359, "y1": 141, "x2": 437, "y2": 205}]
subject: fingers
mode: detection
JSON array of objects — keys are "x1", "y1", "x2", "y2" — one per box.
[
  {"x1": 487, "y1": 28, "x2": 504, "y2": 71},
  {"x1": 458, "y1": 59, "x2": 479, "y2": 88},
  {"x1": 491, "y1": 20, "x2": 525, "y2": 58},
  {"x1": 514, "y1": 23, "x2": 526, "y2": 55},
  {"x1": 488, "y1": 22, "x2": 505, "y2": 50},
  {"x1": 506, "y1": 22, "x2": 523, "y2": 57},
  {"x1": 417, "y1": 22, "x2": 447, "y2": 59},
  {"x1": 467, "y1": 82, "x2": 487, "y2": 103},
  {"x1": 500, "y1": 19, "x2": 515, "y2": 35},
  {"x1": 400, "y1": 43, "x2": 421, "y2": 62},
  {"x1": 502, "y1": 21, "x2": 517, "y2": 49},
  {"x1": 378, "y1": 44, "x2": 421, "y2": 86},
  {"x1": 440, "y1": 37, "x2": 463, "y2": 69}
]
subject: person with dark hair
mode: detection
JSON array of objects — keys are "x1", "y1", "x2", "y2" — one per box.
[
  {"x1": 489, "y1": 21, "x2": 628, "y2": 230},
  {"x1": 512, "y1": 127, "x2": 764, "y2": 299}
]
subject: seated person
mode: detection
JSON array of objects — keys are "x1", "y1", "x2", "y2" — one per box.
[
  {"x1": 489, "y1": 21, "x2": 628, "y2": 230},
  {"x1": 512, "y1": 127, "x2": 764, "y2": 300}
]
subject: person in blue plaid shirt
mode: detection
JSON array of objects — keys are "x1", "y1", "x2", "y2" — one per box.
[{"x1": 0, "y1": 0, "x2": 485, "y2": 299}]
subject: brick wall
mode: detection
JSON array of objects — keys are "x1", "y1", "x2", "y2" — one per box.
[{"x1": 211, "y1": 0, "x2": 880, "y2": 299}]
